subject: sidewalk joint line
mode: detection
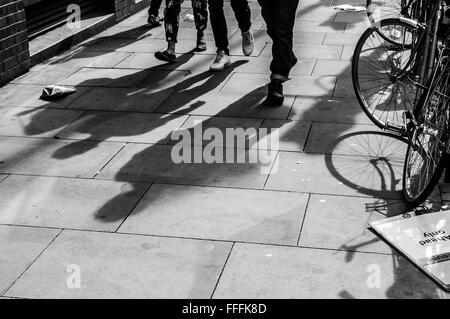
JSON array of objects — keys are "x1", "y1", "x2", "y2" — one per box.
[
  {"x1": 210, "y1": 242, "x2": 235, "y2": 299},
  {"x1": 2, "y1": 228, "x2": 63, "y2": 298},
  {"x1": 296, "y1": 193, "x2": 311, "y2": 246},
  {"x1": 114, "y1": 183, "x2": 154, "y2": 233}
]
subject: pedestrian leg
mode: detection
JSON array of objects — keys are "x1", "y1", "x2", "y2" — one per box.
[
  {"x1": 148, "y1": 0, "x2": 164, "y2": 27},
  {"x1": 154, "y1": 0, "x2": 182, "y2": 63},
  {"x1": 208, "y1": 0, "x2": 232, "y2": 71},
  {"x1": 192, "y1": 0, "x2": 208, "y2": 51}
]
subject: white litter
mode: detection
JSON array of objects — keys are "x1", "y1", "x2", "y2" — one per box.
[
  {"x1": 334, "y1": 4, "x2": 366, "y2": 12},
  {"x1": 40, "y1": 85, "x2": 76, "y2": 100},
  {"x1": 184, "y1": 14, "x2": 195, "y2": 22}
]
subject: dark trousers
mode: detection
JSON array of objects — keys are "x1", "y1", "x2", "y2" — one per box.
[
  {"x1": 208, "y1": 0, "x2": 251, "y2": 54},
  {"x1": 148, "y1": 0, "x2": 163, "y2": 17},
  {"x1": 163, "y1": 0, "x2": 208, "y2": 42},
  {"x1": 258, "y1": 0, "x2": 299, "y2": 80}
]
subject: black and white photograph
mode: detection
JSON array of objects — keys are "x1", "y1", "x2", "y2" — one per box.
[{"x1": 1, "y1": 0, "x2": 450, "y2": 304}]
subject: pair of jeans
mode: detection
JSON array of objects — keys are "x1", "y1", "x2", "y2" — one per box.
[
  {"x1": 257, "y1": 0, "x2": 300, "y2": 81},
  {"x1": 208, "y1": 0, "x2": 251, "y2": 54},
  {"x1": 148, "y1": 0, "x2": 163, "y2": 17},
  {"x1": 159, "y1": 0, "x2": 208, "y2": 42}
]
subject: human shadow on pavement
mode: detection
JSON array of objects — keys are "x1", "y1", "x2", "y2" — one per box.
[
  {"x1": 50, "y1": 61, "x2": 248, "y2": 160},
  {"x1": 91, "y1": 82, "x2": 287, "y2": 223}
]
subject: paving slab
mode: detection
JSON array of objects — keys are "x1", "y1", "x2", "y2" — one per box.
[
  {"x1": 334, "y1": 76, "x2": 357, "y2": 98},
  {"x1": 172, "y1": 115, "x2": 264, "y2": 147},
  {"x1": 341, "y1": 45, "x2": 357, "y2": 60},
  {"x1": 12, "y1": 66, "x2": 80, "y2": 85},
  {"x1": 0, "y1": 84, "x2": 90, "y2": 109},
  {"x1": 57, "y1": 111, "x2": 188, "y2": 144},
  {"x1": 344, "y1": 21, "x2": 371, "y2": 34},
  {"x1": 0, "y1": 175, "x2": 148, "y2": 230},
  {"x1": 6, "y1": 230, "x2": 232, "y2": 299},
  {"x1": 305, "y1": 122, "x2": 407, "y2": 155},
  {"x1": 259, "y1": 119, "x2": 311, "y2": 152},
  {"x1": 213, "y1": 243, "x2": 447, "y2": 299},
  {"x1": 93, "y1": 25, "x2": 164, "y2": 40},
  {"x1": 323, "y1": 32, "x2": 360, "y2": 46},
  {"x1": 299, "y1": 194, "x2": 407, "y2": 254},
  {"x1": 0, "y1": 108, "x2": 82, "y2": 138},
  {"x1": 0, "y1": 136, "x2": 123, "y2": 178},
  {"x1": 115, "y1": 52, "x2": 214, "y2": 71},
  {"x1": 36, "y1": 51, "x2": 131, "y2": 70},
  {"x1": 66, "y1": 86, "x2": 174, "y2": 113},
  {"x1": 155, "y1": 28, "x2": 216, "y2": 41},
  {"x1": 289, "y1": 97, "x2": 374, "y2": 124},
  {"x1": 59, "y1": 67, "x2": 153, "y2": 88},
  {"x1": 156, "y1": 89, "x2": 293, "y2": 120},
  {"x1": 293, "y1": 31, "x2": 329, "y2": 45},
  {"x1": 232, "y1": 57, "x2": 316, "y2": 76},
  {"x1": 119, "y1": 184, "x2": 308, "y2": 245},
  {"x1": 293, "y1": 20, "x2": 346, "y2": 33},
  {"x1": 312, "y1": 60, "x2": 351, "y2": 76},
  {"x1": 168, "y1": 68, "x2": 237, "y2": 96},
  {"x1": 0, "y1": 225, "x2": 60, "y2": 295},
  {"x1": 84, "y1": 37, "x2": 219, "y2": 55},
  {"x1": 221, "y1": 73, "x2": 337, "y2": 97},
  {"x1": 297, "y1": 5, "x2": 337, "y2": 22},
  {"x1": 97, "y1": 143, "x2": 271, "y2": 189},
  {"x1": 265, "y1": 152, "x2": 403, "y2": 199},
  {"x1": 261, "y1": 44, "x2": 343, "y2": 60}
]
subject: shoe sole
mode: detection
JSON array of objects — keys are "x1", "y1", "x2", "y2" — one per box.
[
  {"x1": 209, "y1": 61, "x2": 231, "y2": 72},
  {"x1": 195, "y1": 46, "x2": 208, "y2": 52},
  {"x1": 154, "y1": 52, "x2": 177, "y2": 64},
  {"x1": 243, "y1": 46, "x2": 254, "y2": 56}
]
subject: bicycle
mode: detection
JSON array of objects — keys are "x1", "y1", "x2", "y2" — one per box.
[{"x1": 352, "y1": 0, "x2": 450, "y2": 205}]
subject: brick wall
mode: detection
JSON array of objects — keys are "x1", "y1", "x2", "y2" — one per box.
[
  {"x1": 0, "y1": 0, "x2": 30, "y2": 86},
  {"x1": 0, "y1": 0, "x2": 151, "y2": 85}
]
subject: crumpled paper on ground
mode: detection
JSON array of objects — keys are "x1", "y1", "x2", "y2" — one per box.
[
  {"x1": 40, "y1": 85, "x2": 76, "y2": 100},
  {"x1": 184, "y1": 14, "x2": 195, "y2": 22},
  {"x1": 334, "y1": 4, "x2": 366, "y2": 12}
]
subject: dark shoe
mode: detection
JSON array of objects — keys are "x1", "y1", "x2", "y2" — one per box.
[
  {"x1": 155, "y1": 50, "x2": 177, "y2": 64},
  {"x1": 196, "y1": 31, "x2": 207, "y2": 52},
  {"x1": 148, "y1": 15, "x2": 161, "y2": 28},
  {"x1": 266, "y1": 79, "x2": 284, "y2": 106}
]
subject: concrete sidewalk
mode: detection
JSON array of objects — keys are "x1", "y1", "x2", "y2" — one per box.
[{"x1": 0, "y1": 0, "x2": 448, "y2": 298}]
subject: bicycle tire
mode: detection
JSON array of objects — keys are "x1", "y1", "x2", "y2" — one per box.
[
  {"x1": 402, "y1": 59, "x2": 450, "y2": 205},
  {"x1": 352, "y1": 18, "x2": 418, "y2": 130}
]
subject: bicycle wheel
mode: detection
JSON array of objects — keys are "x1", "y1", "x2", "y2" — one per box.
[
  {"x1": 366, "y1": 0, "x2": 409, "y2": 24},
  {"x1": 352, "y1": 18, "x2": 419, "y2": 130},
  {"x1": 403, "y1": 60, "x2": 450, "y2": 205}
]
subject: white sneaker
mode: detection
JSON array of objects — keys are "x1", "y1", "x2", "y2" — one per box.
[
  {"x1": 242, "y1": 30, "x2": 254, "y2": 56},
  {"x1": 210, "y1": 51, "x2": 231, "y2": 72}
]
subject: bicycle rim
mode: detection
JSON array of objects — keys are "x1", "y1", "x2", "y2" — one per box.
[
  {"x1": 352, "y1": 19, "x2": 418, "y2": 130},
  {"x1": 403, "y1": 62, "x2": 450, "y2": 205}
]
